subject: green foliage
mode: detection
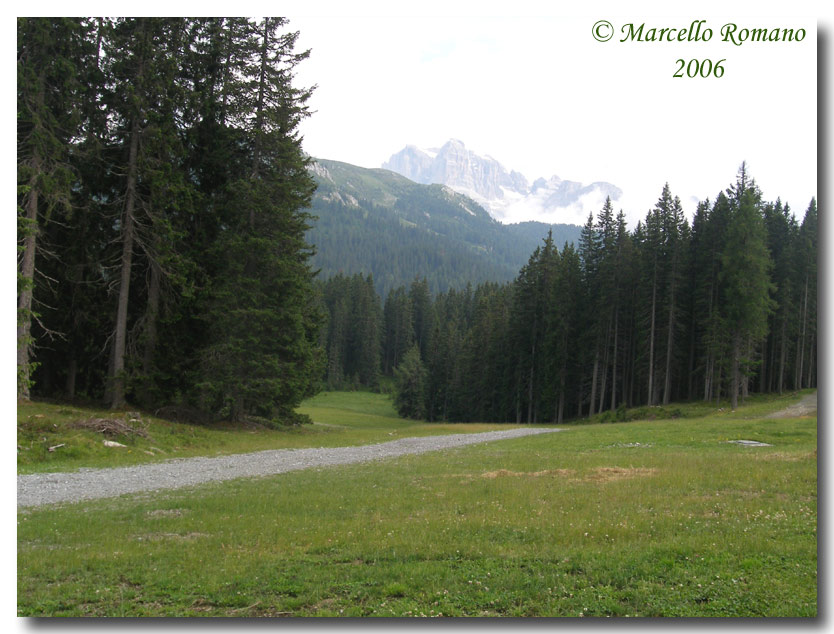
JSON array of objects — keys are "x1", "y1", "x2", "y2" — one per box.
[
  {"x1": 393, "y1": 346, "x2": 428, "y2": 419},
  {"x1": 306, "y1": 159, "x2": 582, "y2": 298},
  {"x1": 18, "y1": 16, "x2": 814, "y2": 433},
  {"x1": 17, "y1": 18, "x2": 92, "y2": 399},
  {"x1": 315, "y1": 165, "x2": 814, "y2": 423},
  {"x1": 19, "y1": 18, "x2": 324, "y2": 424},
  {"x1": 318, "y1": 274, "x2": 382, "y2": 390}
]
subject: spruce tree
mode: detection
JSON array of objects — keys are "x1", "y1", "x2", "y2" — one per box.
[
  {"x1": 720, "y1": 165, "x2": 774, "y2": 409},
  {"x1": 382, "y1": 286, "x2": 414, "y2": 376},
  {"x1": 794, "y1": 198, "x2": 817, "y2": 389},
  {"x1": 17, "y1": 18, "x2": 89, "y2": 398},
  {"x1": 196, "y1": 18, "x2": 322, "y2": 423},
  {"x1": 393, "y1": 345, "x2": 427, "y2": 420}
]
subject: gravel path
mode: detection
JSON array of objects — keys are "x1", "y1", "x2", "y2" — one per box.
[
  {"x1": 18, "y1": 428, "x2": 564, "y2": 509},
  {"x1": 766, "y1": 391, "x2": 817, "y2": 418}
]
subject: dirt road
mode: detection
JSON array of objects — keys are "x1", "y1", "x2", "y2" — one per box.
[{"x1": 766, "y1": 391, "x2": 817, "y2": 418}]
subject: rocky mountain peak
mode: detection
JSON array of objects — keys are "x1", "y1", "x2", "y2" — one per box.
[{"x1": 383, "y1": 140, "x2": 621, "y2": 225}]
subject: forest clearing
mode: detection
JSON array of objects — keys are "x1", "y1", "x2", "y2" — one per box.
[
  {"x1": 17, "y1": 17, "x2": 817, "y2": 620},
  {"x1": 18, "y1": 390, "x2": 816, "y2": 616}
]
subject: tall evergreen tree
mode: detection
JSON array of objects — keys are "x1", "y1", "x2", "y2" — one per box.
[
  {"x1": 577, "y1": 211, "x2": 602, "y2": 417},
  {"x1": 720, "y1": 165, "x2": 774, "y2": 410},
  {"x1": 197, "y1": 18, "x2": 321, "y2": 423},
  {"x1": 762, "y1": 199, "x2": 798, "y2": 393},
  {"x1": 658, "y1": 185, "x2": 688, "y2": 405},
  {"x1": 103, "y1": 18, "x2": 195, "y2": 408},
  {"x1": 794, "y1": 198, "x2": 817, "y2": 390},
  {"x1": 17, "y1": 18, "x2": 90, "y2": 398},
  {"x1": 382, "y1": 286, "x2": 414, "y2": 376},
  {"x1": 393, "y1": 345, "x2": 427, "y2": 420}
]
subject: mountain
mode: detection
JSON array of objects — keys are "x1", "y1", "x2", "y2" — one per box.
[
  {"x1": 382, "y1": 139, "x2": 622, "y2": 225},
  {"x1": 306, "y1": 158, "x2": 581, "y2": 297}
]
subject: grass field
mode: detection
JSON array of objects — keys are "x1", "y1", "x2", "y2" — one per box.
[
  {"x1": 16, "y1": 392, "x2": 511, "y2": 474},
  {"x1": 17, "y1": 391, "x2": 817, "y2": 617}
]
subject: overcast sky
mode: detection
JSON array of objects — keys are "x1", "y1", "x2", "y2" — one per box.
[{"x1": 284, "y1": 1, "x2": 818, "y2": 226}]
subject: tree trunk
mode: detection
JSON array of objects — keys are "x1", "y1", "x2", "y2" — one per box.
[
  {"x1": 715, "y1": 360, "x2": 722, "y2": 407},
  {"x1": 610, "y1": 305, "x2": 619, "y2": 411},
  {"x1": 515, "y1": 360, "x2": 522, "y2": 424},
  {"x1": 109, "y1": 115, "x2": 141, "y2": 409},
  {"x1": 704, "y1": 354, "x2": 713, "y2": 402},
  {"x1": 598, "y1": 312, "x2": 612, "y2": 414},
  {"x1": 66, "y1": 357, "x2": 77, "y2": 399},
  {"x1": 796, "y1": 274, "x2": 809, "y2": 389},
  {"x1": 777, "y1": 317, "x2": 787, "y2": 393},
  {"x1": 17, "y1": 168, "x2": 39, "y2": 400},
  {"x1": 741, "y1": 338, "x2": 751, "y2": 402},
  {"x1": 730, "y1": 336, "x2": 740, "y2": 411},
  {"x1": 137, "y1": 259, "x2": 161, "y2": 405},
  {"x1": 557, "y1": 367, "x2": 565, "y2": 424},
  {"x1": 662, "y1": 285, "x2": 676, "y2": 405},
  {"x1": 250, "y1": 18, "x2": 269, "y2": 179},
  {"x1": 527, "y1": 340, "x2": 535, "y2": 424},
  {"x1": 686, "y1": 308, "x2": 696, "y2": 400},
  {"x1": 588, "y1": 348, "x2": 599, "y2": 417},
  {"x1": 646, "y1": 261, "x2": 658, "y2": 406}
]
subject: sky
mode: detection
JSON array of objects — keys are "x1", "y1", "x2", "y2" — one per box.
[{"x1": 283, "y1": 1, "x2": 820, "y2": 227}]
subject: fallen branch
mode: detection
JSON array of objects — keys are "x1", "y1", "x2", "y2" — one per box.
[{"x1": 70, "y1": 417, "x2": 150, "y2": 439}]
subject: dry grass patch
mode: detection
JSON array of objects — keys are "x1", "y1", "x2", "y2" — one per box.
[
  {"x1": 146, "y1": 508, "x2": 187, "y2": 518},
  {"x1": 480, "y1": 468, "x2": 576, "y2": 479},
  {"x1": 435, "y1": 467, "x2": 657, "y2": 483},
  {"x1": 754, "y1": 450, "x2": 816, "y2": 462},
  {"x1": 137, "y1": 532, "x2": 209, "y2": 542},
  {"x1": 584, "y1": 467, "x2": 658, "y2": 482}
]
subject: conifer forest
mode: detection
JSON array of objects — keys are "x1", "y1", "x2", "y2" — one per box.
[
  {"x1": 322, "y1": 183, "x2": 817, "y2": 423},
  {"x1": 18, "y1": 17, "x2": 817, "y2": 426}
]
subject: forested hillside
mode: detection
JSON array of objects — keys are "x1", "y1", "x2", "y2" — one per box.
[
  {"x1": 18, "y1": 18, "x2": 322, "y2": 423},
  {"x1": 319, "y1": 169, "x2": 817, "y2": 420},
  {"x1": 17, "y1": 18, "x2": 816, "y2": 426},
  {"x1": 306, "y1": 159, "x2": 581, "y2": 297}
]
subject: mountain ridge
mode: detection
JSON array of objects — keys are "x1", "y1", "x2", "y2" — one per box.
[
  {"x1": 306, "y1": 157, "x2": 582, "y2": 297},
  {"x1": 382, "y1": 139, "x2": 622, "y2": 225}
]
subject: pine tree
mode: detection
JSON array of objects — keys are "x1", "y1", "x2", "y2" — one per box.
[
  {"x1": 658, "y1": 185, "x2": 688, "y2": 405},
  {"x1": 577, "y1": 211, "x2": 602, "y2": 416},
  {"x1": 382, "y1": 287, "x2": 414, "y2": 376},
  {"x1": 720, "y1": 165, "x2": 774, "y2": 410},
  {"x1": 393, "y1": 345, "x2": 427, "y2": 419},
  {"x1": 794, "y1": 198, "x2": 817, "y2": 389},
  {"x1": 551, "y1": 243, "x2": 583, "y2": 420},
  {"x1": 17, "y1": 18, "x2": 90, "y2": 398},
  {"x1": 762, "y1": 199, "x2": 798, "y2": 393},
  {"x1": 348, "y1": 274, "x2": 382, "y2": 388},
  {"x1": 196, "y1": 18, "x2": 322, "y2": 423},
  {"x1": 409, "y1": 277, "x2": 434, "y2": 363},
  {"x1": 102, "y1": 18, "x2": 196, "y2": 408}
]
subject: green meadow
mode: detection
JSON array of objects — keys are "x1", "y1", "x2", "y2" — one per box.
[
  {"x1": 17, "y1": 391, "x2": 816, "y2": 617},
  {"x1": 17, "y1": 392, "x2": 509, "y2": 474}
]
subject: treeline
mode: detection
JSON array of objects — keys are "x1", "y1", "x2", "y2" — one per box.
[
  {"x1": 17, "y1": 18, "x2": 323, "y2": 424},
  {"x1": 310, "y1": 197, "x2": 513, "y2": 298},
  {"x1": 319, "y1": 168, "x2": 817, "y2": 422},
  {"x1": 306, "y1": 159, "x2": 582, "y2": 298}
]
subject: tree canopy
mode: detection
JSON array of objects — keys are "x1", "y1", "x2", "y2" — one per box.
[
  {"x1": 319, "y1": 171, "x2": 816, "y2": 422},
  {"x1": 18, "y1": 18, "x2": 322, "y2": 426}
]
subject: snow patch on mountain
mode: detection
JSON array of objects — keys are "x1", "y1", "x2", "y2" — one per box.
[{"x1": 383, "y1": 139, "x2": 622, "y2": 225}]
